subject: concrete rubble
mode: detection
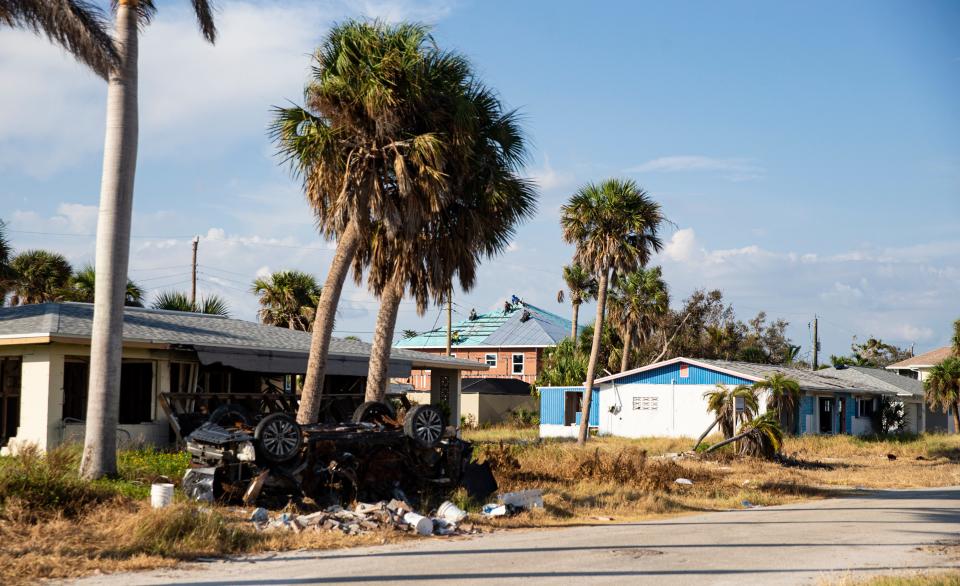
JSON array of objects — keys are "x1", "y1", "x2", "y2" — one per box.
[{"x1": 251, "y1": 498, "x2": 482, "y2": 537}]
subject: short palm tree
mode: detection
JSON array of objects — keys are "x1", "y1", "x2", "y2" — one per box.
[
  {"x1": 561, "y1": 264, "x2": 597, "y2": 340},
  {"x1": 560, "y1": 178, "x2": 665, "y2": 445},
  {"x1": 151, "y1": 290, "x2": 229, "y2": 317},
  {"x1": 703, "y1": 383, "x2": 759, "y2": 439},
  {"x1": 360, "y1": 81, "x2": 536, "y2": 402},
  {"x1": 924, "y1": 357, "x2": 960, "y2": 434},
  {"x1": 66, "y1": 264, "x2": 144, "y2": 307},
  {"x1": 83, "y1": 0, "x2": 218, "y2": 480},
  {"x1": 706, "y1": 412, "x2": 783, "y2": 459},
  {"x1": 0, "y1": 0, "x2": 117, "y2": 77},
  {"x1": 9, "y1": 250, "x2": 73, "y2": 304},
  {"x1": 753, "y1": 372, "x2": 801, "y2": 434},
  {"x1": 401, "y1": 329, "x2": 419, "y2": 340},
  {"x1": 607, "y1": 266, "x2": 669, "y2": 372},
  {"x1": 252, "y1": 270, "x2": 322, "y2": 331},
  {"x1": 273, "y1": 21, "x2": 472, "y2": 424}
]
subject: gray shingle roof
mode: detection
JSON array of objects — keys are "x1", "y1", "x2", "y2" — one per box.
[
  {"x1": 0, "y1": 303, "x2": 482, "y2": 371},
  {"x1": 692, "y1": 359, "x2": 882, "y2": 392},
  {"x1": 818, "y1": 366, "x2": 924, "y2": 397}
]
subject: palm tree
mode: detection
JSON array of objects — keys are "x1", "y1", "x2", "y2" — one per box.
[
  {"x1": 952, "y1": 318, "x2": 960, "y2": 356},
  {"x1": 607, "y1": 266, "x2": 668, "y2": 372},
  {"x1": 0, "y1": 0, "x2": 117, "y2": 77},
  {"x1": 66, "y1": 264, "x2": 144, "y2": 307},
  {"x1": 0, "y1": 219, "x2": 12, "y2": 304},
  {"x1": 272, "y1": 22, "x2": 468, "y2": 424},
  {"x1": 151, "y1": 290, "x2": 229, "y2": 316},
  {"x1": 703, "y1": 383, "x2": 759, "y2": 440},
  {"x1": 753, "y1": 372, "x2": 801, "y2": 434},
  {"x1": 561, "y1": 264, "x2": 596, "y2": 341},
  {"x1": 705, "y1": 412, "x2": 783, "y2": 459},
  {"x1": 360, "y1": 80, "x2": 536, "y2": 402},
  {"x1": 252, "y1": 270, "x2": 321, "y2": 331},
  {"x1": 560, "y1": 179, "x2": 665, "y2": 445},
  {"x1": 83, "y1": 1, "x2": 217, "y2": 480},
  {"x1": 8, "y1": 250, "x2": 73, "y2": 304},
  {"x1": 401, "y1": 329, "x2": 419, "y2": 340},
  {"x1": 924, "y1": 357, "x2": 960, "y2": 434}
]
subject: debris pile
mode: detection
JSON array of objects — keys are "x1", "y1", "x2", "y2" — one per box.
[{"x1": 250, "y1": 499, "x2": 481, "y2": 537}]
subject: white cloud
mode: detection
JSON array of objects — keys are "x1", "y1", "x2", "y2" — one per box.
[
  {"x1": 627, "y1": 155, "x2": 764, "y2": 181},
  {"x1": 527, "y1": 156, "x2": 575, "y2": 193}
]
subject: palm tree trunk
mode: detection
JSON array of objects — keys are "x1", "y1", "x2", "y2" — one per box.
[
  {"x1": 693, "y1": 417, "x2": 719, "y2": 451},
  {"x1": 80, "y1": 2, "x2": 138, "y2": 480},
  {"x1": 577, "y1": 268, "x2": 609, "y2": 446},
  {"x1": 704, "y1": 428, "x2": 751, "y2": 453},
  {"x1": 297, "y1": 222, "x2": 361, "y2": 424},
  {"x1": 570, "y1": 302, "x2": 579, "y2": 341},
  {"x1": 364, "y1": 274, "x2": 404, "y2": 402},
  {"x1": 953, "y1": 400, "x2": 960, "y2": 434},
  {"x1": 620, "y1": 331, "x2": 632, "y2": 372}
]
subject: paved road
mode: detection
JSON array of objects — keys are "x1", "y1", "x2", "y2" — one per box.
[{"x1": 75, "y1": 487, "x2": 960, "y2": 585}]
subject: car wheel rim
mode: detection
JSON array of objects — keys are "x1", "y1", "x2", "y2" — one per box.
[
  {"x1": 262, "y1": 420, "x2": 298, "y2": 458},
  {"x1": 415, "y1": 410, "x2": 443, "y2": 444}
]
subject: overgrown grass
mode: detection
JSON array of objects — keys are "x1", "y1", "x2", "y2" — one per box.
[{"x1": 825, "y1": 572, "x2": 960, "y2": 585}]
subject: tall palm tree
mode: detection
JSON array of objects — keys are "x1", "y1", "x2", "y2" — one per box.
[
  {"x1": 561, "y1": 264, "x2": 596, "y2": 341},
  {"x1": 704, "y1": 383, "x2": 759, "y2": 439},
  {"x1": 66, "y1": 264, "x2": 144, "y2": 307},
  {"x1": 83, "y1": 0, "x2": 217, "y2": 480},
  {"x1": 952, "y1": 318, "x2": 960, "y2": 357},
  {"x1": 8, "y1": 250, "x2": 73, "y2": 304},
  {"x1": 0, "y1": 219, "x2": 12, "y2": 304},
  {"x1": 752, "y1": 372, "x2": 801, "y2": 434},
  {"x1": 560, "y1": 179, "x2": 665, "y2": 445},
  {"x1": 252, "y1": 270, "x2": 321, "y2": 331},
  {"x1": 150, "y1": 290, "x2": 229, "y2": 316},
  {"x1": 924, "y1": 357, "x2": 960, "y2": 434},
  {"x1": 361, "y1": 82, "x2": 536, "y2": 402},
  {"x1": 272, "y1": 21, "x2": 465, "y2": 424},
  {"x1": 0, "y1": 0, "x2": 117, "y2": 77},
  {"x1": 607, "y1": 266, "x2": 668, "y2": 372}
]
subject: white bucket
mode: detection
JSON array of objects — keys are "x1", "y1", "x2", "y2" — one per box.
[
  {"x1": 437, "y1": 501, "x2": 467, "y2": 523},
  {"x1": 150, "y1": 483, "x2": 175, "y2": 509},
  {"x1": 403, "y1": 512, "x2": 433, "y2": 536}
]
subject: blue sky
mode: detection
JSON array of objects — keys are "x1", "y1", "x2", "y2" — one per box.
[{"x1": 1, "y1": 0, "x2": 958, "y2": 359}]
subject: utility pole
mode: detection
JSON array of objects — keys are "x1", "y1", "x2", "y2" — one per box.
[
  {"x1": 445, "y1": 289, "x2": 453, "y2": 356},
  {"x1": 812, "y1": 315, "x2": 819, "y2": 370},
  {"x1": 190, "y1": 236, "x2": 199, "y2": 307}
]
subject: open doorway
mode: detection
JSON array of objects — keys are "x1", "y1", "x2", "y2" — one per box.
[
  {"x1": 818, "y1": 397, "x2": 834, "y2": 434},
  {"x1": 564, "y1": 391, "x2": 583, "y2": 426}
]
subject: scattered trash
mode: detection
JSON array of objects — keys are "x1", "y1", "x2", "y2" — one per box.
[
  {"x1": 741, "y1": 500, "x2": 757, "y2": 508},
  {"x1": 591, "y1": 516, "x2": 615, "y2": 521},
  {"x1": 249, "y1": 507, "x2": 269, "y2": 525},
  {"x1": 182, "y1": 467, "x2": 216, "y2": 503},
  {"x1": 915, "y1": 455, "x2": 927, "y2": 461},
  {"x1": 887, "y1": 453, "x2": 897, "y2": 461},
  {"x1": 674, "y1": 478, "x2": 693, "y2": 486},
  {"x1": 499, "y1": 489, "x2": 543, "y2": 510},
  {"x1": 437, "y1": 500, "x2": 468, "y2": 523},
  {"x1": 150, "y1": 482, "x2": 175, "y2": 509},
  {"x1": 481, "y1": 503, "x2": 509, "y2": 517},
  {"x1": 243, "y1": 470, "x2": 269, "y2": 506},
  {"x1": 403, "y1": 512, "x2": 433, "y2": 536}
]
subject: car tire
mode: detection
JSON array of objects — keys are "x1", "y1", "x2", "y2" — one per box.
[
  {"x1": 254, "y1": 413, "x2": 302, "y2": 463},
  {"x1": 404, "y1": 405, "x2": 444, "y2": 448},
  {"x1": 352, "y1": 400, "x2": 396, "y2": 424},
  {"x1": 208, "y1": 404, "x2": 251, "y2": 427}
]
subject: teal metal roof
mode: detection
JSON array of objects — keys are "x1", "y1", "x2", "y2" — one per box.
[{"x1": 396, "y1": 299, "x2": 575, "y2": 349}]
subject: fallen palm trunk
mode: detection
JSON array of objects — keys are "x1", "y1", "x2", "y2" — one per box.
[{"x1": 693, "y1": 417, "x2": 720, "y2": 451}]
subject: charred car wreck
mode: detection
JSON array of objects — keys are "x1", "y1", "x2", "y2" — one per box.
[{"x1": 183, "y1": 400, "x2": 480, "y2": 508}]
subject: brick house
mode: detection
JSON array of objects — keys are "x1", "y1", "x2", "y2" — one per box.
[{"x1": 395, "y1": 298, "x2": 576, "y2": 423}]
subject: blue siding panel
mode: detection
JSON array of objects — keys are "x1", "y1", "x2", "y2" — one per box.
[
  {"x1": 799, "y1": 395, "x2": 814, "y2": 434},
  {"x1": 615, "y1": 362, "x2": 753, "y2": 386},
  {"x1": 538, "y1": 386, "x2": 599, "y2": 426},
  {"x1": 845, "y1": 395, "x2": 855, "y2": 434}
]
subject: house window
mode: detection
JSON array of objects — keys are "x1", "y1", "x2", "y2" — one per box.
[
  {"x1": 857, "y1": 398, "x2": 876, "y2": 418},
  {"x1": 564, "y1": 391, "x2": 583, "y2": 425},
  {"x1": 679, "y1": 363, "x2": 689, "y2": 378},
  {"x1": 63, "y1": 361, "x2": 89, "y2": 421},
  {"x1": 512, "y1": 353, "x2": 525, "y2": 375},
  {"x1": 484, "y1": 353, "x2": 497, "y2": 367},
  {"x1": 0, "y1": 358, "x2": 21, "y2": 446},
  {"x1": 633, "y1": 396, "x2": 658, "y2": 410},
  {"x1": 64, "y1": 360, "x2": 154, "y2": 424}
]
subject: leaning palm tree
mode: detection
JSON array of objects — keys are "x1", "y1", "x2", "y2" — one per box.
[
  {"x1": 607, "y1": 266, "x2": 668, "y2": 372},
  {"x1": 9, "y1": 250, "x2": 73, "y2": 304},
  {"x1": 560, "y1": 179, "x2": 665, "y2": 445},
  {"x1": 705, "y1": 412, "x2": 783, "y2": 459},
  {"x1": 701, "y1": 383, "x2": 759, "y2": 441},
  {"x1": 0, "y1": 0, "x2": 117, "y2": 77},
  {"x1": 561, "y1": 264, "x2": 596, "y2": 341},
  {"x1": 924, "y1": 357, "x2": 960, "y2": 434},
  {"x1": 361, "y1": 82, "x2": 536, "y2": 402},
  {"x1": 252, "y1": 270, "x2": 322, "y2": 331},
  {"x1": 83, "y1": 0, "x2": 217, "y2": 480},
  {"x1": 752, "y1": 372, "x2": 801, "y2": 434},
  {"x1": 66, "y1": 264, "x2": 144, "y2": 307},
  {"x1": 272, "y1": 21, "x2": 464, "y2": 424},
  {"x1": 151, "y1": 290, "x2": 229, "y2": 316}
]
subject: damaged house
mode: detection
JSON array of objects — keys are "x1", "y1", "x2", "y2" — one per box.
[{"x1": 0, "y1": 302, "x2": 484, "y2": 453}]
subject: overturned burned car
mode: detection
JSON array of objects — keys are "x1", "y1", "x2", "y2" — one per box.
[{"x1": 183, "y1": 400, "x2": 476, "y2": 508}]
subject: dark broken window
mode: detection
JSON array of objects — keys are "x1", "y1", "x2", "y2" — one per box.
[
  {"x1": 63, "y1": 360, "x2": 153, "y2": 424},
  {"x1": 1, "y1": 357, "x2": 21, "y2": 445}
]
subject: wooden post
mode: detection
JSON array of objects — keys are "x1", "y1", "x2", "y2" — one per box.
[
  {"x1": 190, "y1": 236, "x2": 199, "y2": 307},
  {"x1": 812, "y1": 315, "x2": 819, "y2": 370},
  {"x1": 445, "y1": 289, "x2": 453, "y2": 356}
]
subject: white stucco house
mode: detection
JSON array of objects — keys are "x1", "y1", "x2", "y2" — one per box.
[
  {"x1": 886, "y1": 346, "x2": 956, "y2": 433},
  {"x1": 0, "y1": 302, "x2": 483, "y2": 453},
  {"x1": 540, "y1": 357, "x2": 936, "y2": 439}
]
